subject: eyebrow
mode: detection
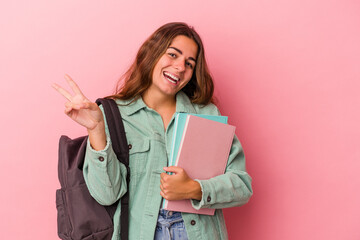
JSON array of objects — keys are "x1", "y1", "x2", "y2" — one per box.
[{"x1": 168, "y1": 47, "x2": 197, "y2": 62}]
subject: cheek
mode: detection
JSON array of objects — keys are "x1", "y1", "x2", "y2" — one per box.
[
  {"x1": 153, "y1": 56, "x2": 166, "y2": 72},
  {"x1": 185, "y1": 70, "x2": 195, "y2": 81},
  {"x1": 157, "y1": 56, "x2": 172, "y2": 68}
]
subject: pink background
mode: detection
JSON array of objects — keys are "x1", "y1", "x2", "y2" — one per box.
[{"x1": 1, "y1": 0, "x2": 359, "y2": 239}]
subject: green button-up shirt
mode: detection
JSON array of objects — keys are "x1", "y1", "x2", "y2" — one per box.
[{"x1": 84, "y1": 91, "x2": 253, "y2": 240}]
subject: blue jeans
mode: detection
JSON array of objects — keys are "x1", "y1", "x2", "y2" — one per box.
[{"x1": 154, "y1": 209, "x2": 189, "y2": 240}]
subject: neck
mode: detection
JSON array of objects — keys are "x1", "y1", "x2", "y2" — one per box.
[{"x1": 142, "y1": 89, "x2": 176, "y2": 112}]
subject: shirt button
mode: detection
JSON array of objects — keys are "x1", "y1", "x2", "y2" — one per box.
[
  {"x1": 191, "y1": 220, "x2": 196, "y2": 225},
  {"x1": 128, "y1": 144, "x2": 132, "y2": 150},
  {"x1": 207, "y1": 196, "x2": 211, "y2": 202},
  {"x1": 98, "y1": 156, "x2": 104, "y2": 162}
]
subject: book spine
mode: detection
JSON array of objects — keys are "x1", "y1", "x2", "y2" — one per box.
[{"x1": 174, "y1": 115, "x2": 190, "y2": 167}]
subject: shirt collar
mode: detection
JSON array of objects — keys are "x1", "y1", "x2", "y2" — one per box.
[
  {"x1": 115, "y1": 96, "x2": 147, "y2": 116},
  {"x1": 118, "y1": 91, "x2": 196, "y2": 116}
]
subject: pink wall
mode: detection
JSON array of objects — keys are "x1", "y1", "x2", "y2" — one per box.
[{"x1": 1, "y1": 0, "x2": 359, "y2": 239}]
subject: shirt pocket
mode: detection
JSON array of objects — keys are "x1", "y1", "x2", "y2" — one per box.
[{"x1": 128, "y1": 138, "x2": 150, "y2": 187}]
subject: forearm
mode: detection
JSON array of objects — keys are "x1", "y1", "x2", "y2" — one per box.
[
  {"x1": 191, "y1": 171, "x2": 252, "y2": 210},
  {"x1": 191, "y1": 135, "x2": 253, "y2": 210},
  {"x1": 87, "y1": 120, "x2": 107, "y2": 151},
  {"x1": 83, "y1": 138, "x2": 128, "y2": 205}
]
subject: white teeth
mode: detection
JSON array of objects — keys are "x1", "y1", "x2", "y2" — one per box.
[
  {"x1": 164, "y1": 72, "x2": 180, "y2": 82},
  {"x1": 167, "y1": 78, "x2": 177, "y2": 84}
]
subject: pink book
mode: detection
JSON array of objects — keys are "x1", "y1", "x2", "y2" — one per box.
[{"x1": 164, "y1": 115, "x2": 236, "y2": 215}]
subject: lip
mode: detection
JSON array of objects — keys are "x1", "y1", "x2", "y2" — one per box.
[{"x1": 163, "y1": 71, "x2": 180, "y2": 85}]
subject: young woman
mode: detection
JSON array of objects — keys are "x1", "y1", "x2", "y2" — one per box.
[{"x1": 53, "y1": 22, "x2": 253, "y2": 240}]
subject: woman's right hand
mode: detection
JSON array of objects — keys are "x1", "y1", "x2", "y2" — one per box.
[
  {"x1": 52, "y1": 74, "x2": 104, "y2": 130},
  {"x1": 53, "y1": 74, "x2": 107, "y2": 150}
]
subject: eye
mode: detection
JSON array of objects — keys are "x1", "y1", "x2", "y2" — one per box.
[
  {"x1": 168, "y1": 53, "x2": 177, "y2": 58},
  {"x1": 186, "y1": 61, "x2": 194, "y2": 69}
]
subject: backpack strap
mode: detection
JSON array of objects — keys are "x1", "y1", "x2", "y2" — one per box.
[{"x1": 96, "y1": 98, "x2": 129, "y2": 240}]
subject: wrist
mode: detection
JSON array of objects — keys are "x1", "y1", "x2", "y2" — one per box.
[
  {"x1": 87, "y1": 121, "x2": 107, "y2": 151},
  {"x1": 87, "y1": 119, "x2": 105, "y2": 132},
  {"x1": 188, "y1": 180, "x2": 202, "y2": 201}
]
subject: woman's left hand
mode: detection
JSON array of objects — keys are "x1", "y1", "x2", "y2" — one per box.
[{"x1": 160, "y1": 166, "x2": 202, "y2": 201}]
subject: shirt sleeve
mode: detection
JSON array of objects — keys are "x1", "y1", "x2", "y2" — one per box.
[
  {"x1": 190, "y1": 104, "x2": 253, "y2": 210},
  {"x1": 83, "y1": 105, "x2": 128, "y2": 206}
]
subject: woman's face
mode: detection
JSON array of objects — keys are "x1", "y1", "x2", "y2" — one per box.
[{"x1": 149, "y1": 35, "x2": 198, "y2": 98}]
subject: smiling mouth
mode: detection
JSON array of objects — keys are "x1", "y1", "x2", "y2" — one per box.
[{"x1": 163, "y1": 71, "x2": 180, "y2": 84}]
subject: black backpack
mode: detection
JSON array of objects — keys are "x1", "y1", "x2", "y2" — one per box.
[{"x1": 56, "y1": 98, "x2": 129, "y2": 240}]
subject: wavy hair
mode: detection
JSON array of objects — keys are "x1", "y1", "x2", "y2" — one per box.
[{"x1": 108, "y1": 22, "x2": 215, "y2": 105}]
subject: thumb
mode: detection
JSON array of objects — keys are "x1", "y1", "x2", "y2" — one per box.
[{"x1": 163, "y1": 166, "x2": 183, "y2": 174}]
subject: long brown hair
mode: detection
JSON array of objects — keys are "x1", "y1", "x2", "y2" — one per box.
[{"x1": 109, "y1": 22, "x2": 215, "y2": 105}]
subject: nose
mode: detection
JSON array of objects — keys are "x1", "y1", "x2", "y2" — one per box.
[{"x1": 174, "y1": 58, "x2": 186, "y2": 72}]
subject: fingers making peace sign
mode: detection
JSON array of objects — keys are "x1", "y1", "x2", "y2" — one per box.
[{"x1": 52, "y1": 74, "x2": 104, "y2": 131}]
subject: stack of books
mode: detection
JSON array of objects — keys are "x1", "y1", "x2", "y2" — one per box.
[{"x1": 162, "y1": 113, "x2": 235, "y2": 215}]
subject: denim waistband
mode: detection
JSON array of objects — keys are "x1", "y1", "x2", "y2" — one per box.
[{"x1": 155, "y1": 210, "x2": 188, "y2": 239}]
